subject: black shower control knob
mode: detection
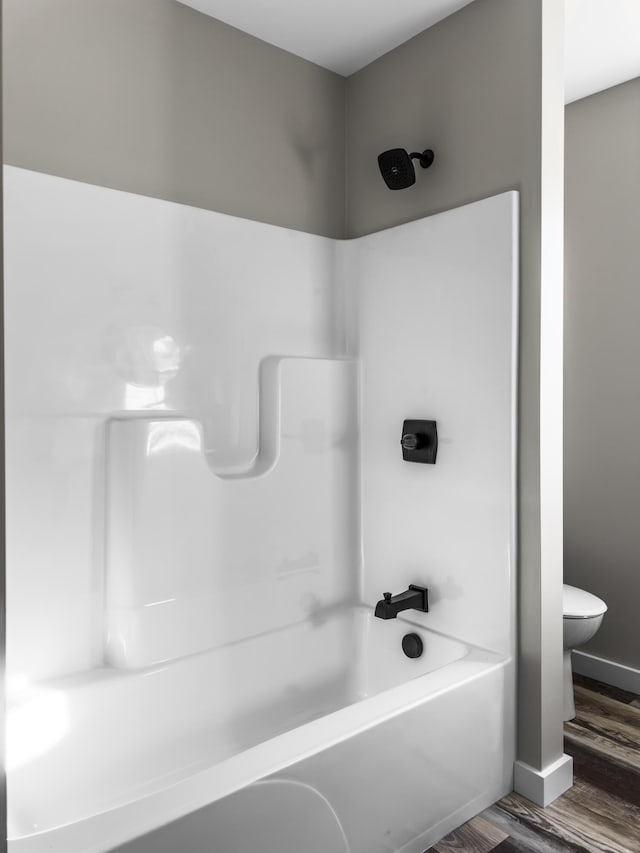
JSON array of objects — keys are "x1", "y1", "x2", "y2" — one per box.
[
  {"x1": 401, "y1": 433, "x2": 421, "y2": 451},
  {"x1": 401, "y1": 419, "x2": 438, "y2": 464},
  {"x1": 383, "y1": 592, "x2": 392, "y2": 602}
]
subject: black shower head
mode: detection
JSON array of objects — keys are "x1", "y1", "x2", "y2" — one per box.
[{"x1": 377, "y1": 148, "x2": 435, "y2": 190}]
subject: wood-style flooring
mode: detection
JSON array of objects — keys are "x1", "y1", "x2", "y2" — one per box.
[{"x1": 428, "y1": 674, "x2": 640, "y2": 852}]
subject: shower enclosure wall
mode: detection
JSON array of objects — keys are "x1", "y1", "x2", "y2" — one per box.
[{"x1": 5, "y1": 166, "x2": 518, "y2": 853}]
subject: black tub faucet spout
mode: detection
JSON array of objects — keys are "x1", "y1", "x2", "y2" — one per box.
[{"x1": 374, "y1": 585, "x2": 429, "y2": 620}]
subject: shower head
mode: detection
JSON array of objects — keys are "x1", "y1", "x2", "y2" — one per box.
[{"x1": 377, "y1": 148, "x2": 435, "y2": 190}]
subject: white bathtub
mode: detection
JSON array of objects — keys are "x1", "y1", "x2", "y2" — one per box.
[{"x1": 7, "y1": 605, "x2": 513, "y2": 853}]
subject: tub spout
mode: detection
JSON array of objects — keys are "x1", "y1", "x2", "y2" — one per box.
[{"x1": 374, "y1": 585, "x2": 429, "y2": 619}]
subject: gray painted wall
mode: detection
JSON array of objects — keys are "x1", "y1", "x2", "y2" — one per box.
[
  {"x1": 564, "y1": 77, "x2": 640, "y2": 669},
  {"x1": 3, "y1": 0, "x2": 346, "y2": 238},
  {"x1": 346, "y1": 0, "x2": 565, "y2": 772}
]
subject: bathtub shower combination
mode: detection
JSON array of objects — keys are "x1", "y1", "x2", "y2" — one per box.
[{"x1": 5, "y1": 166, "x2": 518, "y2": 853}]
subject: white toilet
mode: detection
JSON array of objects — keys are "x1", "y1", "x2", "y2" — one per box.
[{"x1": 563, "y1": 583, "x2": 607, "y2": 721}]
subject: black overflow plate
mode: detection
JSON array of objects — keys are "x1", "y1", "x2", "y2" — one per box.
[
  {"x1": 401, "y1": 419, "x2": 438, "y2": 464},
  {"x1": 402, "y1": 633, "x2": 424, "y2": 659}
]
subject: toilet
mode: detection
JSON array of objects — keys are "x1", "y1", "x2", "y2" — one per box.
[{"x1": 563, "y1": 583, "x2": 607, "y2": 721}]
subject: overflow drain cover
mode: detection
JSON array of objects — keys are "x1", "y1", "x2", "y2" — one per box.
[{"x1": 402, "y1": 633, "x2": 424, "y2": 659}]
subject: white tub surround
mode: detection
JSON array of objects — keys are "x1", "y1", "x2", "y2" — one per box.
[
  {"x1": 5, "y1": 168, "x2": 518, "y2": 852},
  {"x1": 105, "y1": 358, "x2": 358, "y2": 667},
  {"x1": 4, "y1": 166, "x2": 344, "y2": 685},
  {"x1": 347, "y1": 195, "x2": 518, "y2": 659}
]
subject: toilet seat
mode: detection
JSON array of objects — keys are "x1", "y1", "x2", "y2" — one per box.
[{"x1": 563, "y1": 583, "x2": 607, "y2": 619}]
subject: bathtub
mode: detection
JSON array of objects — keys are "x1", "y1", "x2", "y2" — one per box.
[{"x1": 7, "y1": 605, "x2": 513, "y2": 853}]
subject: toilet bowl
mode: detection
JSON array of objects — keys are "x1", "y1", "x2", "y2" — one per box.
[{"x1": 563, "y1": 583, "x2": 607, "y2": 721}]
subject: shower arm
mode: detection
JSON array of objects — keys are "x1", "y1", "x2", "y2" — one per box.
[{"x1": 408, "y1": 150, "x2": 435, "y2": 169}]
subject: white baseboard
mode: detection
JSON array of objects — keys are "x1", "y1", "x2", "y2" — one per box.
[
  {"x1": 513, "y1": 754, "x2": 573, "y2": 807},
  {"x1": 572, "y1": 650, "x2": 640, "y2": 694}
]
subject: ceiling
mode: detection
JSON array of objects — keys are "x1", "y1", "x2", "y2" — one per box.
[
  {"x1": 177, "y1": 0, "x2": 476, "y2": 76},
  {"x1": 178, "y1": 0, "x2": 640, "y2": 103},
  {"x1": 564, "y1": 0, "x2": 640, "y2": 103}
]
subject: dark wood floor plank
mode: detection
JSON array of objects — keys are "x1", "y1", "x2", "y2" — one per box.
[
  {"x1": 430, "y1": 815, "x2": 507, "y2": 852},
  {"x1": 466, "y1": 807, "x2": 571, "y2": 853},
  {"x1": 565, "y1": 710, "x2": 640, "y2": 775},
  {"x1": 548, "y1": 779, "x2": 640, "y2": 852},
  {"x1": 491, "y1": 839, "x2": 548, "y2": 853},
  {"x1": 565, "y1": 725, "x2": 640, "y2": 774},
  {"x1": 490, "y1": 792, "x2": 603, "y2": 853},
  {"x1": 484, "y1": 796, "x2": 592, "y2": 853},
  {"x1": 574, "y1": 685, "x2": 640, "y2": 736},
  {"x1": 565, "y1": 738, "x2": 640, "y2": 805}
]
